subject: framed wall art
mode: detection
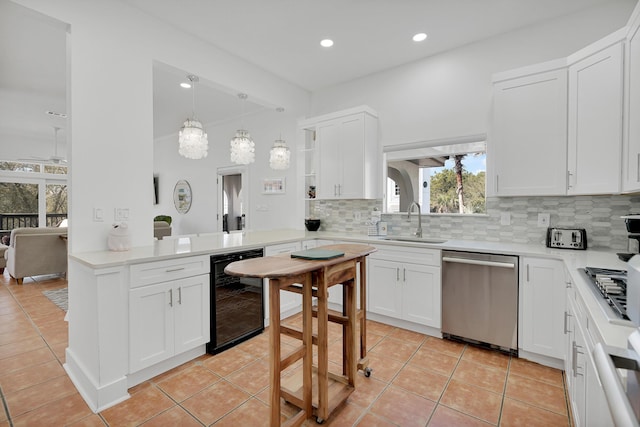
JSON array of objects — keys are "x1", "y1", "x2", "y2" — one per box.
[{"x1": 262, "y1": 177, "x2": 286, "y2": 194}]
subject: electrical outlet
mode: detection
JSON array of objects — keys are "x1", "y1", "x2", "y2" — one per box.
[
  {"x1": 500, "y1": 212, "x2": 511, "y2": 226},
  {"x1": 354, "y1": 211, "x2": 362, "y2": 221},
  {"x1": 537, "y1": 213, "x2": 550, "y2": 227}
]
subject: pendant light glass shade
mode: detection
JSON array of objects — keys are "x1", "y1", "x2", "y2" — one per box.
[
  {"x1": 230, "y1": 93, "x2": 255, "y2": 164},
  {"x1": 269, "y1": 139, "x2": 290, "y2": 169},
  {"x1": 230, "y1": 129, "x2": 255, "y2": 164},
  {"x1": 269, "y1": 107, "x2": 290, "y2": 170},
  {"x1": 179, "y1": 118, "x2": 208, "y2": 159},
  {"x1": 178, "y1": 75, "x2": 208, "y2": 159}
]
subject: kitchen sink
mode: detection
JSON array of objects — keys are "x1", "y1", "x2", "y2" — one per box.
[{"x1": 382, "y1": 236, "x2": 448, "y2": 244}]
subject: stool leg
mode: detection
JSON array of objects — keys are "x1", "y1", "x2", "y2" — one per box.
[
  {"x1": 345, "y1": 279, "x2": 357, "y2": 386},
  {"x1": 316, "y1": 269, "x2": 329, "y2": 423},
  {"x1": 302, "y1": 273, "x2": 313, "y2": 418},
  {"x1": 269, "y1": 280, "x2": 281, "y2": 426}
]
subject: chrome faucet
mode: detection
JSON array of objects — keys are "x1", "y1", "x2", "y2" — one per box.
[{"x1": 407, "y1": 201, "x2": 422, "y2": 238}]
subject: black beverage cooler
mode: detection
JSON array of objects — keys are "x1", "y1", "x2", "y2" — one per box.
[{"x1": 207, "y1": 248, "x2": 264, "y2": 354}]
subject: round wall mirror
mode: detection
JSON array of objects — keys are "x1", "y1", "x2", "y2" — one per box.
[{"x1": 173, "y1": 180, "x2": 192, "y2": 214}]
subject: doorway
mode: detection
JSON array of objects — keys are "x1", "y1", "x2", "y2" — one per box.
[{"x1": 217, "y1": 166, "x2": 249, "y2": 232}]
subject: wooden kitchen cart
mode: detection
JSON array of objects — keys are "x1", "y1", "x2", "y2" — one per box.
[{"x1": 224, "y1": 244, "x2": 376, "y2": 427}]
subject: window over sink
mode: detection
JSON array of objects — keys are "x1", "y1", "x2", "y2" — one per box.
[{"x1": 383, "y1": 135, "x2": 486, "y2": 215}]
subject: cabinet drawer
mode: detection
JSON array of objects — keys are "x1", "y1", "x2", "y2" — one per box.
[
  {"x1": 265, "y1": 242, "x2": 301, "y2": 256},
  {"x1": 130, "y1": 255, "x2": 210, "y2": 288},
  {"x1": 369, "y1": 244, "x2": 440, "y2": 266}
]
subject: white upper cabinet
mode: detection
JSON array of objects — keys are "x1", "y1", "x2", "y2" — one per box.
[
  {"x1": 489, "y1": 27, "x2": 631, "y2": 197},
  {"x1": 623, "y1": 6, "x2": 640, "y2": 192},
  {"x1": 567, "y1": 35, "x2": 625, "y2": 195},
  {"x1": 489, "y1": 65, "x2": 568, "y2": 196},
  {"x1": 300, "y1": 106, "x2": 379, "y2": 200}
]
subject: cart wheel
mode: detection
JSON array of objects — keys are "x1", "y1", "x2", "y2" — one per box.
[
  {"x1": 364, "y1": 367, "x2": 372, "y2": 377},
  {"x1": 316, "y1": 417, "x2": 325, "y2": 424}
]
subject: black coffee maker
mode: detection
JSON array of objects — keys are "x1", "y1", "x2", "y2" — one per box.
[{"x1": 619, "y1": 215, "x2": 640, "y2": 261}]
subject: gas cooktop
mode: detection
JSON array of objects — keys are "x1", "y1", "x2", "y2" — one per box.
[{"x1": 579, "y1": 267, "x2": 634, "y2": 326}]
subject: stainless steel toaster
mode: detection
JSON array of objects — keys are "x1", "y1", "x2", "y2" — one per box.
[{"x1": 546, "y1": 227, "x2": 587, "y2": 250}]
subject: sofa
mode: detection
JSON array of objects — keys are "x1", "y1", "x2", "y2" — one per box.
[
  {"x1": 4, "y1": 227, "x2": 68, "y2": 284},
  {"x1": 0, "y1": 244, "x2": 7, "y2": 273},
  {"x1": 154, "y1": 220, "x2": 171, "y2": 240}
]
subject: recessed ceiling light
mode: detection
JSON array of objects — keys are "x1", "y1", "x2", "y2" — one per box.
[
  {"x1": 180, "y1": 82, "x2": 192, "y2": 89},
  {"x1": 320, "y1": 39, "x2": 334, "y2": 48},
  {"x1": 413, "y1": 33, "x2": 428, "y2": 42}
]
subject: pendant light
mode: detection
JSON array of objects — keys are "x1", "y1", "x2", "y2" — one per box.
[
  {"x1": 230, "y1": 93, "x2": 255, "y2": 165},
  {"x1": 178, "y1": 75, "x2": 208, "y2": 159},
  {"x1": 269, "y1": 107, "x2": 290, "y2": 170}
]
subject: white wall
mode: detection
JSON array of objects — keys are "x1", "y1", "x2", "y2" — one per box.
[
  {"x1": 310, "y1": 1, "x2": 636, "y2": 148},
  {"x1": 153, "y1": 108, "x2": 300, "y2": 236},
  {"x1": 13, "y1": 0, "x2": 310, "y2": 252}
]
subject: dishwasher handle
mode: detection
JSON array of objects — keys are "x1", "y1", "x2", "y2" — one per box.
[{"x1": 442, "y1": 256, "x2": 516, "y2": 269}]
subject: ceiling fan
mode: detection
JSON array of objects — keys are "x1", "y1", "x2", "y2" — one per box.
[{"x1": 19, "y1": 126, "x2": 67, "y2": 164}]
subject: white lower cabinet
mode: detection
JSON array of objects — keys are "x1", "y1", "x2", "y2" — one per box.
[
  {"x1": 368, "y1": 245, "x2": 441, "y2": 329},
  {"x1": 565, "y1": 280, "x2": 614, "y2": 427},
  {"x1": 129, "y1": 274, "x2": 209, "y2": 373},
  {"x1": 519, "y1": 257, "x2": 566, "y2": 360}
]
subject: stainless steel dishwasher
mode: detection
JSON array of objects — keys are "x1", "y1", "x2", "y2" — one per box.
[{"x1": 441, "y1": 250, "x2": 519, "y2": 354}]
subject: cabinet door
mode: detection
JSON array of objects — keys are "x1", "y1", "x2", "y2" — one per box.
[
  {"x1": 174, "y1": 275, "x2": 210, "y2": 355},
  {"x1": 568, "y1": 42, "x2": 623, "y2": 195},
  {"x1": 402, "y1": 263, "x2": 441, "y2": 328},
  {"x1": 337, "y1": 115, "x2": 365, "y2": 198},
  {"x1": 130, "y1": 282, "x2": 174, "y2": 372},
  {"x1": 490, "y1": 69, "x2": 568, "y2": 196},
  {"x1": 367, "y1": 259, "x2": 402, "y2": 319},
  {"x1": 317, "y1": 120, "x2": 341, "y2": 199},
  {"x1": 520, "y1": 258, "x2": 566, "y2": 359},
  {"x1": 624, "y1": 15, "x2": 640, "y2": 191}
]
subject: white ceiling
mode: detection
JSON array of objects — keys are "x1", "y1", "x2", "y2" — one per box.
[
  {"x1": 123, "y1": 0, "x2": 628, "y2": 91},
  {"x1": 0, "y1": 0, "x2": 636, "y2": 152}
]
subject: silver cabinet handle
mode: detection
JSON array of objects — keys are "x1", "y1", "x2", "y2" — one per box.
[
  {"x1": 166, "y1": 267, "x2": 185, "y2": 273},
  {"x1": 573, "y1": 341, "x2": 584, "y2": 377},
  {"x1": 396, "y1": 267, "x2": 400, "y2": 281},
  {"x1": 564, "y1": 311, "x2": 572, "y2": 334},
  {"x1": 169, "y1": 288, "x2": 173, "y2": 307},
  {"x1": 496, "y1": 174, "x2": 499, "y2": 193},
  {"x1": 403, "y1": 268, "x2": 406, "y2": 282},
  {"x1": 566, "y1": 280, "x2": 572, "y2": 289},
  {"x1": 442, "y1": 257, "x2": 515, "y2": 269},
  {"x1": 567, "y1": 170, "x2": 573, "y2": 189},
  {"x1": 178, "y1": 287, "x2": 182, "y2": 305},
  {"x1": 526, "y1": 264, "x2": 530, "y2": 282},
  {"x1": 571, "y1": 341, "x2": 578, "y2": 377}
]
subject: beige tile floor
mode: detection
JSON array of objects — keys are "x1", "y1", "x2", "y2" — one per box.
[{"x1": 0, "y1": 272, "x2": 572, "y2": 426}]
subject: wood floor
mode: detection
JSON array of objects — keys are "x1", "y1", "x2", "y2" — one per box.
[{"x1": 0, "y1": 272, "x2": 572, "y2": 426}]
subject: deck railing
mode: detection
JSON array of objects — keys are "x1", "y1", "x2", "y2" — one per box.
[{"x1": 0, "y1": 213, "x2": 67, "y2": 232}]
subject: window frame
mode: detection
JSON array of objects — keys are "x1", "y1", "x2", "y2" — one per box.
[{"x1": 382, "y1": 134, "x2": 487, "y2": 215}]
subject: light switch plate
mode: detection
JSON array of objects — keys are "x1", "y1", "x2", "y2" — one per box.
[
  {"x1": 93, "y1": 208, "x2": 104, "y2": 222},
  {"x1": 115, "y1": 208, "x2": 129, "y2": 221}
]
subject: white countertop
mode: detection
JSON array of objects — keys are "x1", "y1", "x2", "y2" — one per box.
[{"x1": 70, "y1": 229, "x2": 637, "y2": 348}]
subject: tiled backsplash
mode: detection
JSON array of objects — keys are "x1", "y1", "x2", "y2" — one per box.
[{"x1": 308, "y1": 195, "x2": 640, "y2": 250}]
